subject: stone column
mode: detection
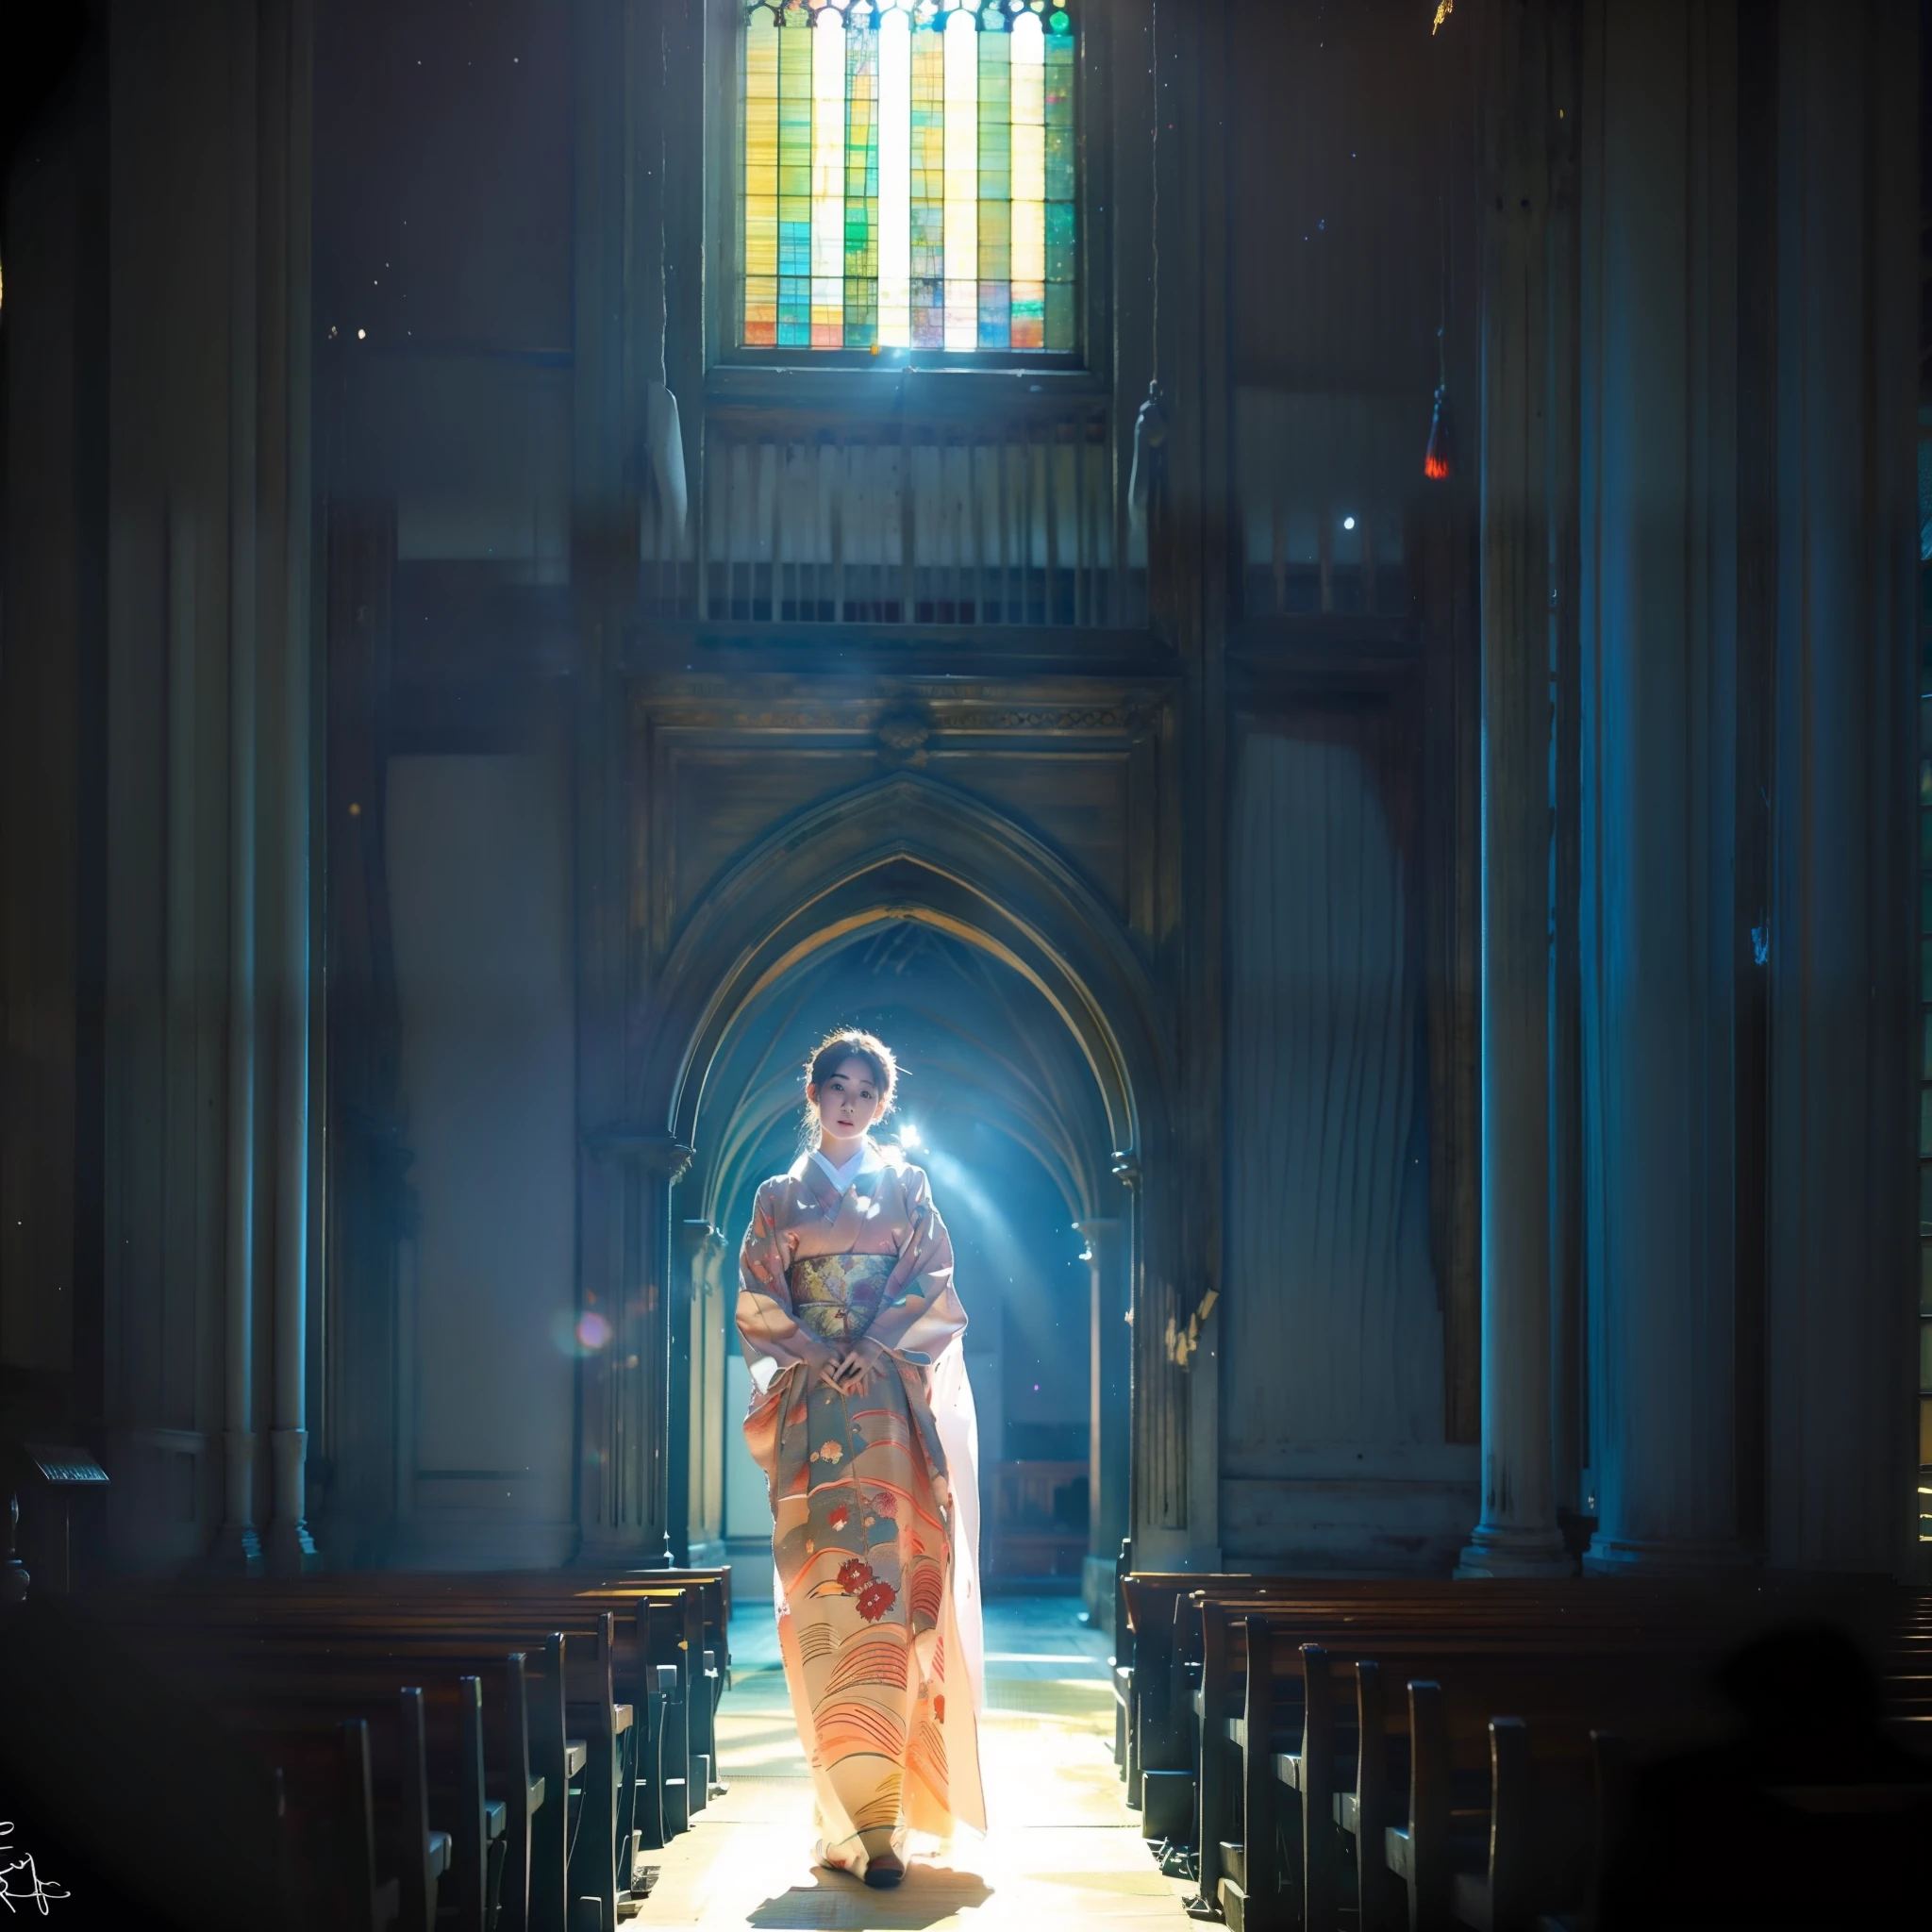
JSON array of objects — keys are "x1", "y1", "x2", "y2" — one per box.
[
  {"x1": 1123, "y1": 1150, "x2": 1180, "y2": 1566},
  {"x1": 212, "y1": 0, "x2": 268, "y2": 1580},
  {"x1": 579, "y1": 1130, "x2": 690, "y2": 1568},
  {"x1": 94, "y1": 0, "x2": 315, "y2": 1579},
  {"x1": 1761, "y1": 0, "x2": 1917, "y2": 1571},
  {"x1": 1577, "y1": 0, "x2": 1745, "y2": 1576},
  {"x1": 266, "y1": 0, "x2": 319, "y2": 1580},
  {"x1": 1074, "y1": 1214, "x2": 1128, "y2": 1616},
  {"x1": 681, "y1": 1222, "x2": 730, "y2": 1569},
  {"x1": 216, "y1": 553, "x2": 261, "y2": 1570},
  {"x1": 1458, "y1": 0, "x2": 1571, "y2": 1580},
  {"x1": 668, "y1": 1215, "x2": 728, "y2": 1568}
]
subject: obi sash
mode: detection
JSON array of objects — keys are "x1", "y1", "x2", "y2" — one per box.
[{"x1": 788, "y1": 1252, "x2": 897, "y2": 1348}]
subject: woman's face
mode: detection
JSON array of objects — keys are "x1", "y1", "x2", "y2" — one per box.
[{"x1": 811, "y1": 1056, "x2": 882, "y2": 1147}]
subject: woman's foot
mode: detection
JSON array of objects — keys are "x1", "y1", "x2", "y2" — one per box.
[{"x1": 862, "y1": 1851, "x2": 905, "y2": 1890}]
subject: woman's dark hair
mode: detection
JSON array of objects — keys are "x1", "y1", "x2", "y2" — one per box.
[{"x1": 802, "y1": 1028, "x2": 899, "y2": 1146}]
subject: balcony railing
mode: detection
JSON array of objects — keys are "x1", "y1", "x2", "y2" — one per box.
[
  {"x1": 642, "y1": 400, "x2": 1144, "y2": 631},
  {"x1": 1235, "y1": 388, "x2": 1416, "y2": 619}
]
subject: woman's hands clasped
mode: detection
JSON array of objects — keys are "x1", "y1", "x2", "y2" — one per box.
[{"x1": 807, "y1": 1336, "x2": 890, "y2": 1396}]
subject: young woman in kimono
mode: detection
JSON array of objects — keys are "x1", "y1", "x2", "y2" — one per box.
[{"x1": 736, "y1": 1029, "x2": 986, "y2": 1889}]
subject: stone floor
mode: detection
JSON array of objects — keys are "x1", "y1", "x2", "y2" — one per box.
[{"x1": 637, "y1": 1594, "x2": 1194, "y2": 1929}]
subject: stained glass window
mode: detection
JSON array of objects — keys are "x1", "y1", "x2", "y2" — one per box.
[{"x1": 741, "y1": 0, "x2": 1076, "y2": 355}]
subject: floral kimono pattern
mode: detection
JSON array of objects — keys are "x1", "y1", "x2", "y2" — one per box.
[{"x1": 738, "y1": 1148, "x2": 987, "y2": 1878}]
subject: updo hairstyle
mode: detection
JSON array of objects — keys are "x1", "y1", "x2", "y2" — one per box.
[{"x1": 802, "y1": 1027, "x2": 899, "y2": 1148}]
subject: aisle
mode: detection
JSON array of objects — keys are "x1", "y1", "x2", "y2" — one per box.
[{"x1": 638, "y1": 1596, "x2": 1194, "y2": 1929}]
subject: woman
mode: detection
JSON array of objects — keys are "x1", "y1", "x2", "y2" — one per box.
[{"x1": 736, "y1": 1028, "x2": 986, "y2": 1889}]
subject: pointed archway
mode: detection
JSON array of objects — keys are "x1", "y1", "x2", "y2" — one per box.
[
  {"x1": 575, "y1": 773, "x2": 1198, "y2": 1581},
  {"x1": 641, "y1": 771, "x2": 1165, "y2": 1156}
]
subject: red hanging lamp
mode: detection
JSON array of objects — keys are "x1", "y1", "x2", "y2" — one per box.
[
  {"x1": 1424, "y1": 358, "x2": 1453, "y2": 481},
  {"x1": 1424, "y1": 179, "x2": 1453, "y2": 480}
]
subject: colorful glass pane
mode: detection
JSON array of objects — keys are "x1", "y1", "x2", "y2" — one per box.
[
  {"x1": 879, "y1": 10, "x2": 911, "y2": 344},
  {"x1": 943, "y1": 10, "x2": 979, "y2": 350},
  {"x1": 844, "y1": 24, "x2": 879, "y2": 346},
  {"x1": 778, "y1": 9, "x2": 813, "y2": 345},
  {"x1": 1009, "y1": 10, "x2": 1045, "y2": 347},
  {"x1": 910, "y1": 25, "x2": 945, "y2": 345},
  {"x1": 741, "y1": 0, "x2": 1075, "y2": 355},
  {"x1": 743, "y1": 9, "x2": 779, "y2": 344},
  {"x1": 1042, "y1": 15, "x2": 1074, "y2": 349},
  {"x1": 811, "y1": 11, "x2": 847, "y2": 345}
]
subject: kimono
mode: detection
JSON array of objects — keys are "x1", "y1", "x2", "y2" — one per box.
[{"x1": 737, "y1": 1145, "x2": 987, "y2": 1879}]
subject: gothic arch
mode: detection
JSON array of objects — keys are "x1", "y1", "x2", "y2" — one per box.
[
  {"x1": 690, "y1": 950, "x2": 1109, "y2": 1231},
  {"x1": 634, "y1": 772, "x2": 1173, "y2": 1173},
  {"x1": 591, "y1": 772, "x2": 1182, "y2": 1578}
]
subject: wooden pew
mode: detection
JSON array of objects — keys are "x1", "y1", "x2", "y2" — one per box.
[
  {"x1": 259, "y1": 1717, "x2": 386, "y2": 1931},
  {"x1": 1358, "y1": 1647, "x2": 1926, "y2": 1932},
  {"x1": 178, "y1": 1643, "x2": 553, "y2": 1932},
  {"x1": 1381, "y1": 1690, "x2": 1599, "y2": 1932},
  {"x1": 1120, "y1": 1573, "x2": 1291, "y2": 1815},
  {"x1": 98, "y1": 1569, "x2": 735, "y2": 1926},
  {"x1": 235, "y1": 1688, "x2": 450, "y2": 1932},
  {"x1": 1247, "y1": 1642, "x2": 1722, "y2": 1931},
  {"x1": 1340, "y1": 1659, "x2": 1400, "y2": 1932},
  {"x1": 1446, "y1": 1718, "x2": 1611, "y2": 1932},
  {"x1": 1187, "y1": 1590, "x2": 1668, "y2": 1921},
  {"x1": 1123, "y1": 1574, "x2": 1662, "y2": 1837},
  {"x1": 560, "y1": 1610, "x2": 628, "y2": 1932},
  {"x1": 336, "y1": 1715, "x2": 403, "y2": 1932},
  {"x1": 112, "y1": 1605, "x2": 636, "y2": 1931},
  {"x1": 1186, "y1": 1583, "x2": 1932, "y2": 1931},
  {"x1": 1122, "y1": 1573, "x2": 1289, "y2": 1835},
  {"x1": 121, "y1": 1569, "x2": 727, "y2": 1824},
  {"x1": 229, "y1": 1624, "x2": 615, "y2": 1932},
  {"x1": 110, "y1": 1573, "x2": 720, "y2": 1801},
  {"x1": 359, "y1": 1569, "x2": 732, "y2": 1794}
]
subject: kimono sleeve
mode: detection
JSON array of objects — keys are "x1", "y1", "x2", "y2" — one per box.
[
  {"x1": 735, "y1": 1177, "x2": 815, "y2": 1392},
  {"x1": 865, "y1": 1162, "x2": 970, "y2": 1364}
]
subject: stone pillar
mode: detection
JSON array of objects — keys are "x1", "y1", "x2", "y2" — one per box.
[
  {"x1": 1075, "y1": 1214, "x2": 1128, "y2": 1616},
  {"x1": 1762, "y1": 0, "x2": 1918, "y2": 1571},
  {"x1": 570, "y1": 0, "x2": 659, "y2": 1568},
  {"x1": 668, "y1": 1215, "x2": 728, "y2": 1568},
  {"x1": 682, "y1": 1222, "x2": 730, "y2": 1569},
  {"x1": 579, "y1": 1130, "x2": 690, "y2": 1568},
  {"x1": 1123, "y1": 1151, "x2": 1179, "y2": 1566},
  {"x1": 1458, "y1": 0, "x2": 1571, "y2": 1580},
  {"x1": 212, "y1": 0, "x2": 270, "y2": 1580},
  {"x1": 1137, "y1": 0, "x2": 1226, "y2": 1578},
  {"x1": 94, "y1": 0, "x2": 314, "y2": 1579},
  {"x1": 1580, "y1": 0, "x2": 1746, "y2": 1576},
  {"x1": 216, "y1": 542, "x2": 261, "y2": 1574},
  {"x1": 266, "y1": 0, "x2": 319, "y2": 1580}
]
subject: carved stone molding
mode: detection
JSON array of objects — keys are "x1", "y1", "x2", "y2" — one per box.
[
  {"x1": 630, "y1": 687, "x2": 1164, "y2": 739},
  {"x1": 874, "y1": 704, "x2": 933, "y2": 768}
]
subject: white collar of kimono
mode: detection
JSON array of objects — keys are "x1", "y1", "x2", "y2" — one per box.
[{"x1": 810, "y1": 1144, "x2": 879, "y2": 1192}]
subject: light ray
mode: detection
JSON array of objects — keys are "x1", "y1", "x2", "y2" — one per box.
[{"x1": 877, "y1": 8, "x2": 911, "y2": 345}]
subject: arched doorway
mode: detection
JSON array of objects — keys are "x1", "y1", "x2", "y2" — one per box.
[
  {"x1": 688, "y1": 921, "x2": 1113, "y2": 1595},
  {"x1": 581, "y1": 773, "x2": 1182, "y2": 1608}
]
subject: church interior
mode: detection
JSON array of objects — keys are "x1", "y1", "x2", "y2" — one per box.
[{"x1": 1, "y1": 0, "x2": 1930, "y2": 1926}]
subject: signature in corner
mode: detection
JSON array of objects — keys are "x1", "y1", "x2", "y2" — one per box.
[{"x1": 0, "y1": 1823, "x2": 70, "y2": 1916}]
